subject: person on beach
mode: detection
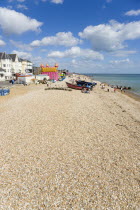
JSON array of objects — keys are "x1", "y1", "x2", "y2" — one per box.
[
  {"x1": 81, "y1": 87, "x2": 90, "y2": 93},
  {"x1": 101, "y1": 84, "x2": 105, "y2": 89},
  {"x1": 114, "y1": 88, "x2": 116, "y2": 93},
  {"x1": 11, "y1": 79, "x2": 14, "y2": 85}
]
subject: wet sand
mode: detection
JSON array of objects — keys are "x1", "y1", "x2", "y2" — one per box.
[{"x1": 119, "y1": 90, "x2": 140, "y2": 102}]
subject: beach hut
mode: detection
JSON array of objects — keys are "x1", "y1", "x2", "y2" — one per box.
[
  {"x1": 41, "y1": 63, "x2": 59, "y2": 81},
  {"x1": 17, "y1": 74, "x2": 35, "y2": 84},
  {"x1": 16, "y1": 73, "x2": 50, "y2": 84}
]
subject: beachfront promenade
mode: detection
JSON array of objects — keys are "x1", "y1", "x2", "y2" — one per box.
[{"x1": 0, "y1": 76, "x2": 140, "y2": 209}]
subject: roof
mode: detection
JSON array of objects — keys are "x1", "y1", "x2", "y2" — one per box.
[
  {"x1": 9, "y1": 54, "x2": 17, "y2": 62},
  {"x1": 18, "y1": 58, "x2": 24, "y2": 62},
  {"x1": 0, "y1": 52, "x2": 12, "y2": 60},
  {"x1": 18, "y1": 58, "x2": 32, "y2": 63},
  {"x1": 0, "y1": 52, "x2": 32, "y2": 63},
  {"x1": 27, "y1": 60, "x2": 32, "y2": 63}
]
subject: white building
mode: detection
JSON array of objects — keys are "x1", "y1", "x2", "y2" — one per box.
[
  {"x1": 0, "y1": 52, "x2": 33, "y2": 80},
  {"x1": 0, "y1": 52, "x2": 13, "y2": 80},
  {"x1": 19, "y1": 58, "x2": 33, "y2": 74},
  {"x1": 9, "y1": 54, "x2": 22, "y2": 74},
  {"x1": 27, "y1": 60, "x2": 33, "y2": 73},
  {"x1": 0, "y1": 67, "x2": 6, "y2": 81}
]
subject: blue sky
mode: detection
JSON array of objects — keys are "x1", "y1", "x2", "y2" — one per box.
[{"x1": 0, "y1": 0, "x2": 140, "y2": 73}]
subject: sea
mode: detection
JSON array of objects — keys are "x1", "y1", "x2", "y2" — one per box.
[{"x1": 86, "y1": 74, "x2": 140, "y2": 96}]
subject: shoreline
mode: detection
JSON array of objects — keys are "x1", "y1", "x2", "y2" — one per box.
[
  {"x1": 117, "y1": 89, "x2": 140, "y2": 102},
  {"x1": 90, "y1": 79, "x2": 140, "y2": 102},
  {"x1": 84, "y1": 74, "x2": 140, "y2": 101}
]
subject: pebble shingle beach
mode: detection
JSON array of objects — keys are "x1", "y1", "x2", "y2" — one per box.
[{"x1": 0, "y1": 76, "x2": 140, "y2": 209}]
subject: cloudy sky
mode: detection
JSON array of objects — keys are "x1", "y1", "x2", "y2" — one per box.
[{"x1": 0, "y1": 0, "x2": 140, "y2": 73}]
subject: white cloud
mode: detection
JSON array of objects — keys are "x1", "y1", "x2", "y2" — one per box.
[
  {"x1": 47, "y1": 46, "x2": 104, "y2": 60},
  {"x1": 125, "y1": 9, "x2": 140, "y2": 16},
  {"x1": 30, "y1": 32, "x2": 82, "y2": 47},
  {"x1": 110, "y1": 58, "x2": 130, "y2": 64},
  {"x1": 12, "y1": 50, "x2": 32, "y2": 59},
  {"x1": 79, "y1": 20, "x2": 140, "y2": 52},
  {"x1": 10, "y1": 40, "x2": 33, "y2": 51},
  {"x1": 31, "y1": 56, "x2": 43, "y2": 65},
  {"x1": 71, "y1": 59, "x2": 77, "y2": 64},
  {"x1": 51, "y1": 0, "x2": 64, "y2": 4},
  {"x1": 0, "y1": 7, "x2": 43, "y2": 35},
  {"x1": 112, "y1": 50, "x2": 137, "y2": 57},
  {"x1": 0, "y1": 39, "x2": 6, "y2": 46},
  {"x1": 40, "y1": 49, "x2": 47, "y2": 52},
  {"x1": 16, "y1": 4, "x2": 28, "y2": 10},
  {"x1": 40, "y1": 0, "x2": 64, "y2": 3},
  {"x1": 59, "y1": 58, "x2": 105, "y2": 74},
  {"x1": 8, "y1": 0, "x2": 64, "y2": 3}
]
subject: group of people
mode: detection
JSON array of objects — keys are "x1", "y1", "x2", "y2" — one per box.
[{"x1": 100, "y1": 83, "x2": 126, "y2": 93}]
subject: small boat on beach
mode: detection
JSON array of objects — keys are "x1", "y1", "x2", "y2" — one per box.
[
  {"x1": 66, "y1": 82, "x2": 92, "y2": 90},
  {"x1": 66, "y1": 82, "x2": 84, "y2": 90},
  {"x1": 76, "y1": 80, "x2": 97, "y2": 87}
]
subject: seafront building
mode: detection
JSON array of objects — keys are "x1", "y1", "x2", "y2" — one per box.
[
  {"x1": 0, "y1": 53, "x2": 12, "y2": 81},
  {"x1": 0, "y1": 52, "x2": 33, "y2": 81},
  {"x1": 19, "y1": 58, "x2": 33, "y2": 74}
]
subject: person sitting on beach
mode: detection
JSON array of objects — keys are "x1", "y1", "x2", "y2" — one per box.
[
  {"x1": 81, "y1": 87, "x2": 90, "y2": 93},
  {"x1": 81, "y1": 87, "x2": 86, "y2": 93},
  {"x1": 101, "y1": 84, "x2": 105, "y2": 89},
  {"x1": 86, "y1": 88, "x2": 90, "y2": 93}
]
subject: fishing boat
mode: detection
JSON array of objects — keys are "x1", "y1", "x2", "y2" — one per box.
[
  {"x1": 66, "y1": 82, "x2": 90, "y2": 90},
  {"x1": 76, "y1": 80, "x2": 97, "y2": 87}
]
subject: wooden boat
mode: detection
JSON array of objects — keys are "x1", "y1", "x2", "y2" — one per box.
[
  {"x1": 76, "y1": 80, "x2": 97, "y2": 87},
  {"x1": 66, "y1": 82, "x2": 90, "y2": 90}
]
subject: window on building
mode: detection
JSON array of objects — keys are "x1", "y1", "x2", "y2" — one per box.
[{"x1": 3, "y1": 64, "x2": 6, "y2": 67}]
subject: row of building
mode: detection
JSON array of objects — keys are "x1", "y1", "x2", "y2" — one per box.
[{"x1": 0, "y1": 52, "x2": 33, "y2": 81}]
